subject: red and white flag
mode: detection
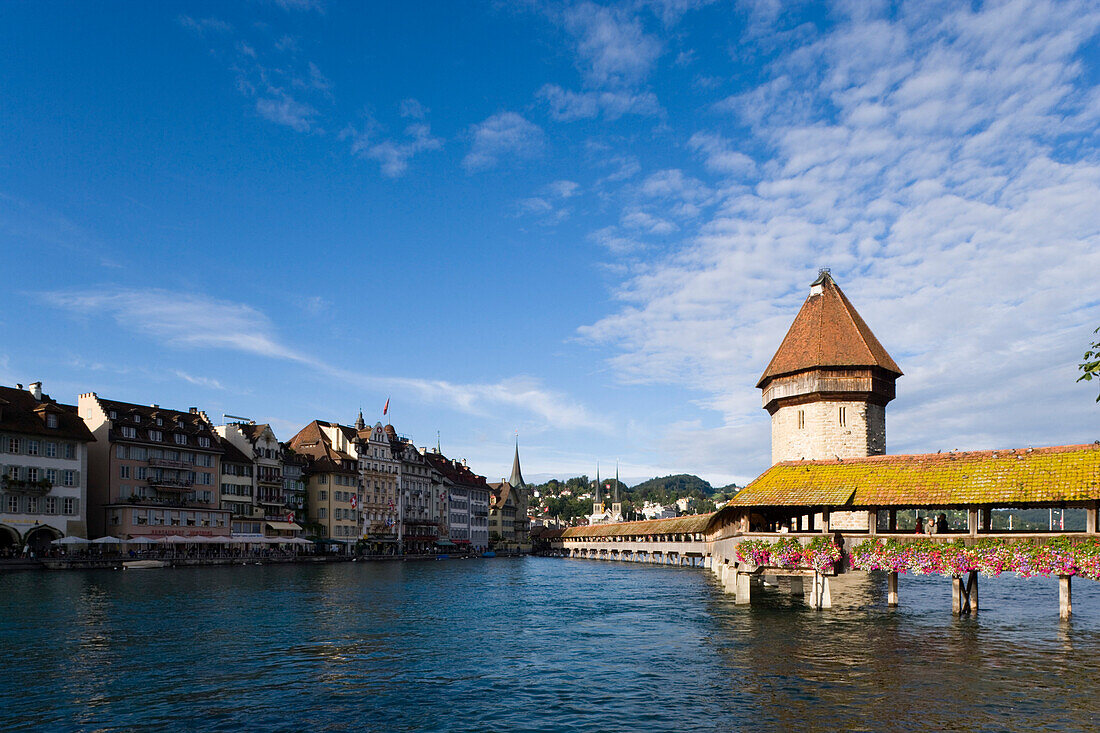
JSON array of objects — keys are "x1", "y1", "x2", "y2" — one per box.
[
  {"x1": 383, "y1": 398, "x2": 390, "y2": 416},
  {"x1": 286, "y1": 511, "x2": 295, "y2": 523},
  {"x1": 350, "y1": 495, "x2": 358, "y2": 510}
]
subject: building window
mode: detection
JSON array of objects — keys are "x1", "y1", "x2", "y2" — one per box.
[
  {"x1": 63, "y1": 471, "x2": 75, "y2": 487},
  {"x1": 109, "y1": 410, "x2": 117, "y2": 420},
  {"x1": 175, "y1": 434, "x2": 187, "y2": 445},
  {"x1": 839, "y1": 406, "x2": 847, "y2": 427},
  {"x1": 46, "y1": 414, "x2": 59, "y2": 429},
  {"x1": 27, "y1": 440, "x2": 40, "y2": 456},
  {"x1": 798, "y1": 410, "x2": 805, "y2": 430},
  {"x1": 27, "y1": 497, "x2": 38, "y2": 513},
  {"x1": 121, "y1": 426, "x2": 136, "y2": 439},
  {"x1": 45, "y1": 442, "x2": 57, "y2": 457},
  {"x1": 45, "y1": 497, "x2": 57, "y2": 514},
  {"x1": 6, "y1": 437, "x2": 18, "y2": 453},
  {"x1": 64, "y1": 497, "x2": 76, "y2": 515},
  {"x1": 63, "y1": 443, "x2": 74, "y2": 459},
  {"x1": 318, "y1": 490, "x2": 327, "y2": 501},
  {"x1": 45, "y1": 469, "x2": 57, "y2": 484},
  {"x1": 134, "y1": 414, "x2": 141, "y2": 424},
  {"x1": 6, "y1": 495, "x2": 18, "y2": 513},
  {"x1": 149, "y1": 430, "x2": 162, "y2": 442},
  {"x1": 318, "y1": 507, "x2": 327, "y2": 519},
  {"x1": 156, "y1": 417, "x2": 163, "y2": 426},
  {"x1": 120, "y1": 465, "x2": 130, "y2": 479},
  {"x1": 198, "y1": 437, "x2": 210, "y2": 448},
  {"x1": 27, "y1": 468, "x2": 38, "y2": 482}
]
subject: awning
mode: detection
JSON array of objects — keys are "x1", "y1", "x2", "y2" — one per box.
[
  {"x1": 435, "y1": 539, "x2": 456, "y2": 547},
  {"x1": 265, "y1": 521, "x2": 303, "y2": 531},
  {"x1": 452, "y1": 539, "x2": 471, "y2": 545}
]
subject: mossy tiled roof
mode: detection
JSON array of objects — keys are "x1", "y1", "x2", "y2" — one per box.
[
  {"x1": 561, "y1": 513, "x2": 716, "y2": 539},
  {"x1": 730, "y1": 444, "x2": 1100, "y2": 507}
]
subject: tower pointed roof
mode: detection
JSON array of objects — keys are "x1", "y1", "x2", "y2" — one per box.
[
  {"x1": 509, "y1": 440, "x2": 525, "y2": 488},
  {"x1": 757, "y1": 271, "x2": 902, "y2": 388}
]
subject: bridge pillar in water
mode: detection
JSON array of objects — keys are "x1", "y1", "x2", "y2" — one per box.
[
  {"x1": 789, "y1": 576, "x2": 804, "y2": 596},
  {"x1": 809, "y1": 573, "x2": 831, "y2": 609},
  {"x1": 888, "y1": 571, "x2": 898, "y2": 607},
  {"x1": 735, "y1": 570, "x2": 752, "y2": 605},
  {"x1": 1060, "y1": 575, "x2": 1072, "y2": 619},
  {"x1": 704, "y1": 555, "x2": 712, "y2": 569},
  {"x1": 951, "y1": 572, "x2": 978, "y2": 615}
]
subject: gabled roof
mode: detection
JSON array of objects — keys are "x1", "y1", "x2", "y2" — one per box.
[
  {"x1": 728, "y1": 443, "x2": 1100, "y2": 507},
  {"x1": 757, "y1": 272, "x2": 901, "y2": 387},
  {"x1": 0, "y1": 386, "x2": 94, "y2": 442},
  {"x1": 218, "y1": 437, "x2": 253, "y2": 466},
  {"x1": 287, "y1": 420, "x2": 358, "y2": 474}
]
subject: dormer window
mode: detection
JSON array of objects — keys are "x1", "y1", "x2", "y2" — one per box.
[
  {"x1": 156, "y1": 417, "x2": 163, "y2": 426},
  {"x1": 198, "y1": 437, "x2": 210, "y2": 448},
  {"x1": 46, "y1": 414, "x2": 59, "y2": 429},
  {"x1": 177, "y1": 420, "x2": 185, "y2": 429},
  {"x1": 149, "y1": 430, "x2": 163, "y2": 442},
  {"x1": 134, "y1": 414, "x2": 141, "y2": 424},
  {"x1": 175, "y1": 434, "x2": 187, "y2": 445},
  {"x1": 121, "y1": 426, "x2": 137, "y2": 439},
  {"x1": 109, "y1": 410, "x2": 117, "y2": 420}
]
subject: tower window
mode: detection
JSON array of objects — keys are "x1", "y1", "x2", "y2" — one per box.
[
  {"x1": 798, "y1": 410, "x2": 805, "y2": 429},
  {"x1": 839, "y1": 406, "x2": 847, "y2": 427}
]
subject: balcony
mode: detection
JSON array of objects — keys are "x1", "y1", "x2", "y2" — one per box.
[
  {"x1": 147, "y1": 477, "x2": 194, "y2": 491},
  {"x1": 113, "y1": 496, "x2": 215, "y2": 510},
  {"x1": 1, "y1": 476, "x2": 53, "y2": 496},
  {"x1": 149, "y1": 458, "x2": 190, "y2": 469}
]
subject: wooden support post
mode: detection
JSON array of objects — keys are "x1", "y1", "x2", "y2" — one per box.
[
  {"x1": 968, "y1": 507, "x2": 979, "y2": 537},
  {"x1": 821, "y1": 509, "x2": 831, "y2": 534},
  {"x1": 966, "y1": 570, "x2": 978, "y2": 614},
  {"x1": 981, "y1": 509, "x2": 992, "y2": 532},
  {"x1": 888, "y1": 509, "x2": 897, "y2": 532},
  {"x1": 810, "y1": 573, "x2": 831, "y2": 609},
  {"x1": 1060, "y1": 575, "x2": 1072, "y2": 619},
  {"x1": 1087, "y1": 502, "x2": 1098, "y2": 534},
  {"x1": 952, "y1": 575, "x2": 963, "y2": 615},
  {"x1": 868, "y1": 510, "x2": 878, "y2": 535},
  {"x1": 888, "y1": 571, "x2": 898, "y2": 607},
  {"x1": 735, "y1": 571, "x2": 752, "y2": 605}
]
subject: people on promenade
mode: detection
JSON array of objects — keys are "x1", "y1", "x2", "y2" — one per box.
[{"x1": 936, "y1": 514, "x2": 949, "y2": 534}]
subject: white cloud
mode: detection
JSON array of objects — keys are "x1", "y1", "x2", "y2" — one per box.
[
  {"x1": 563, "y1": 2, "x2": 662, "y2": 87},
  {"x1": 537, "y1": 84, "x2": 661, "y2": 121},
  {"x1": 687, "y1": 131, "x2": 757, "y2": 177},
  {"x1": 176, "y1": 15, "x2": 232, "y2": 34},
  {"x1": 581, "y1": 0, "x2": 1100, "y2": 477},
  {"x1": 41, "y1": 288, "x2": 604, "y2": 432},
  {"x1": 463, "y1": 112, "x2": 545, "y2": 172},
  {"x1": 255, "y1": 94, "x2": 318, "y2": 133}
]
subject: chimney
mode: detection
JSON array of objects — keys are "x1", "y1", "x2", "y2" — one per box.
[
  {"x1": 29, "y1": 382, "x2": 42, "y2": 400},
  {"x1": 16, "y1": 384, "x2": 22, "y2": 390},
  {"x1": 151, "y1": 404, "x2": 159, "y2": 409}
]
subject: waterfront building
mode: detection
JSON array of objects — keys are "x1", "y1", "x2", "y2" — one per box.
[
  {"x1": 388, "y1": 430, "x2": 446, "y2": 554},
  {"x1": 78, "y1": 393, "x2": 229, "y2": 538},
  {"x1": 216, "y1": 421, "x2": 300, "y2": 538},
  {"x1": 425, "y1": 450, "x2": 490, "y2": 552},
  {"x1": 640, "y1": 501, "x2": 677, "y2": 520},
  {"x1": 487, "y1": 442, "x2": 530, "y2": 550},
  {"x1": 0, "y1": 382, "x2": 95, "y2": 551},
  {"x1": 217, "y1": 437, "x2": 255, "y2": 532},
  {"x1": 281, "y1": 447, "x2": 308, "y2": 521},
  {"x1": 356, "y1": 418, "x2": 400, "y2": 553},
  {"x1": 286, "y1": 420, "x2": 362, "y2": 546}
]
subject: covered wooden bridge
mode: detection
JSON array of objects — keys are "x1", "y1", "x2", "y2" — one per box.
[{"x1": 552, "y1": 443, "x2": 1100, "y2": 617}]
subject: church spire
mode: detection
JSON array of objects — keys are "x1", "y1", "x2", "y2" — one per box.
[
  {"x1": 355, "y1": 408, "x2": 365, "y2": 431},
  {"x1": 614, "y1": 461, "x2": 620, "y2": 503},
  {"x1": 508, "y1": 436, "x2": 525, "y2": 488}
]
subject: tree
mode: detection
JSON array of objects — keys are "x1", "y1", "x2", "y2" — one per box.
[{"x1": 1080, "y1": 326, "x2": 1100, "y2": 402}]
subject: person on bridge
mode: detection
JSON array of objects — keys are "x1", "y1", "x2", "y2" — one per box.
[{"x1": 936, "y1": 514, "x2": 950, "y2": 534}]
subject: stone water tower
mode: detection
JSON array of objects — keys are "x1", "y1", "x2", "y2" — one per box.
[{"x1": 757, "y1": 270, "x2": 902, "y2": 465}]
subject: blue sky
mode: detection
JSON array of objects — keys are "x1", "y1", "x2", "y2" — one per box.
[{"x1": 2, "y1": 0, "x2": 1099, "y2": 487}]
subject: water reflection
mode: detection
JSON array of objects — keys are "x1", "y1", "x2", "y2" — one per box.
[{"x1": 2, "y1": 561, "x2": 1099, "y2": 731}]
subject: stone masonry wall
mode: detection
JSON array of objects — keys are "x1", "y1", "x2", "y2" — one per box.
[{"x1": 771, "y1": 400, "x2": 885, "y2": 465}]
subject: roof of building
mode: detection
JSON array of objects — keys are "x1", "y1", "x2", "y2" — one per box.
[
  {"x1": 86, "y1": 393, "x2": 220, "y2": 449},
  {"x1": 727, "y1": 444, "x2": 1100, "y2": 508},
  {"x1": 237, "y1": 423, "x2": 276, "y2": 444},
  {"x1": 757, "y1": 272, "x2": 902, "y2": 388},
  {"x1": 286, "y1": 420, "x2": 358, "y2": 474},
  {"x1": 423, "y1": 451, "x2": 487, "y2": 489},
  {"x1": 0, "y1": 385, "x2": 94, "y2": 442},
  {"x1": 218, "y1": 437, "x2": 253, "y2": 465},
  {"x1": 560, "y1": 513, "x2": 717, "y2": 538}
]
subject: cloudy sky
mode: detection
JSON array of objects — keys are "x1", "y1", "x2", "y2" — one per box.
[{"x1": 2, "y1": 0, "x2": 1099, "y2": 486}]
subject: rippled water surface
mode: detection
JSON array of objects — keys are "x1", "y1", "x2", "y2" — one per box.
[{"x1": 3, "y1": 558, "x2": 1100, "y2": 731}]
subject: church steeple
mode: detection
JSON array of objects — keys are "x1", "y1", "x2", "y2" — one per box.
[
  {"x1": 508, "y1": 438, "x2": 525, "y2": 488},
  {"x1": 355, "y1": 409, "x2": 365, "y2": 431},
  {"x1": 611, "y1": 460, "x2": 622, "y2": 522},
  {"x1": 593, "y1": 461, "x2": 602, "y2": 517}
]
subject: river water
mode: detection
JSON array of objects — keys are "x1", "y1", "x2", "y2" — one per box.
[{"x1": 2, "y1": 557, "x2": 1099, "y2": 732}]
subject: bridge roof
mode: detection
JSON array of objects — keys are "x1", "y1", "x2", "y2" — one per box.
[
  {"x1": 560, "y1": 514, "x2": 716, "y2": 538},
  {"x1": 729, "y1": 443, "x2": 1100, "y2": 507}
]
